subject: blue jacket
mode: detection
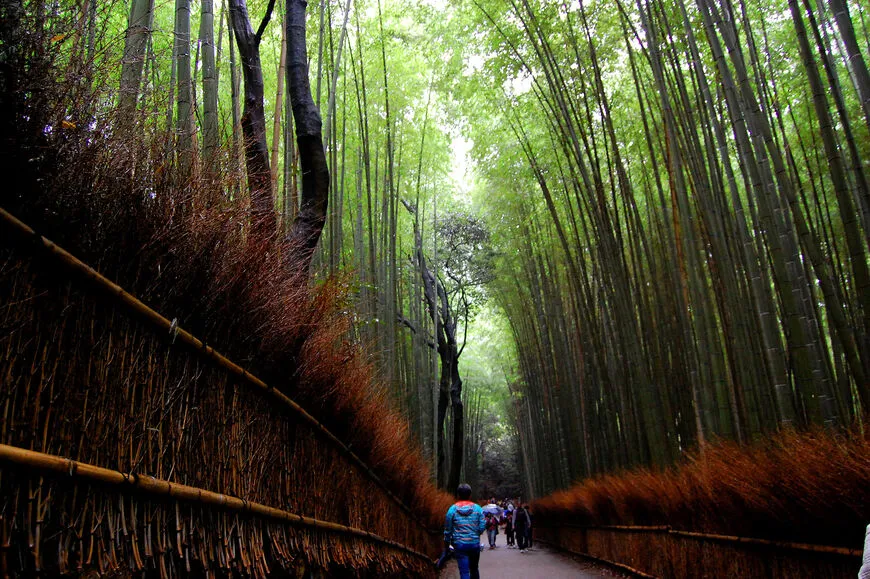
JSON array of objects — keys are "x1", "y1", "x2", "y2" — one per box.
[{"x1": 444, "y1": 501, "x2": 486, "y2": 547}]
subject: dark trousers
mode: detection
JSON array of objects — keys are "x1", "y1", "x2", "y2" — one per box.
[
  {"x1": 506, "y1": 527, "x2": 514, "y2": 545},
  {"x1": 454, "y1": 545, "x2": 481, "y2": 579},
  {"x1": 516, "y1": 527, "x2": 528, "y2": 549}
]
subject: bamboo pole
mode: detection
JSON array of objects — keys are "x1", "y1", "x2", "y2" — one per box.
[
  {"x1": 593, "y1": 525, "x2": 670, "y2": 533},
  {"x1": 0, "y1": 206, "x2": 436, "y2": 534},
  {"x1": 0, "y1": 444, "x2": 433, "y2": 562},
  {"x1": 667, "y1": 528, "x2": 862, "y2": 558}
]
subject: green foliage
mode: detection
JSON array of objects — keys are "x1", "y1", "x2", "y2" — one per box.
[{"x1": 436, "y1": 210, "x2": 496, "y2": 318}]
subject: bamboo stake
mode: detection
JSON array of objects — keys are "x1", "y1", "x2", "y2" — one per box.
[
  {"x1": 0, "y1": 206, "x2": 436, "y2": 533},
  {"x1": 0, "y1": 444, "x2": 433, "y2": 562}
]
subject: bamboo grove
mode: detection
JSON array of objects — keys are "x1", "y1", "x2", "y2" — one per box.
[
  {"x1": 451, "y1": 0, "x2": 870, "y2": 498},
  {"x1": 5, "y1": 0, "x2": 870, "y2": 512}
]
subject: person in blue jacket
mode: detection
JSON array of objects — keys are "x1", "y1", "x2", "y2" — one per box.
[
  {"x1": 860, "y1": 523, "x2": 869, "y2": 579},
  {"x1": 444, "y1": 483, "x2": 486, "y2": 579}
]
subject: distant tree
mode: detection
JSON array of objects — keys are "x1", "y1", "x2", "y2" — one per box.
[
  {"x1": 401, "y1": 203, "x2": 494, "y2": 490},
  {"x1": 436, "y1": 212, "x2": 496, "y2": 322}
]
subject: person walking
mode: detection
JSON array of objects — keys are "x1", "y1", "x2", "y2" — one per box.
[
  {"x1": 514, "y1": 505, "x2": 531, "y2": 552},
  {"x1": 444, "y1": 483, "x2": 486, "y2": 579},
  {"x1": 860, "y1": 523, "x2": 870, "y2": 579},
  {"x1": 525, "y1": 505, "x2": 534, "y2": 551},
  {"x1": 485, "y1": 513, "x2": 499, "y2": 549},
  {"x1": 504, "y1": 509, "x2": 515, "y2": 548}
]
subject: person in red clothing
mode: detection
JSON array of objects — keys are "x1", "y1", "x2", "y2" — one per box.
[{"x1": 485, "y1": 513, "x2": 499, "y2": 548}]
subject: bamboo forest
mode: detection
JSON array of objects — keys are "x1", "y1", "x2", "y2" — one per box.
[{"x1": 2, "y1": 0, "x2": 870, "y2": 576}]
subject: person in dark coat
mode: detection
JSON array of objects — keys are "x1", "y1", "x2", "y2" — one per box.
[
  {"x1": 513, "y1": 505, "x2": 531, "y2": 552},
  {"x1": 504, "y1": 509, "x2": 515, "y2": 547}
]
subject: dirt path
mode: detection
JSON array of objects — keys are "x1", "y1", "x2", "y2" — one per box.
[{"x1": 438, "y1": 543, "x2": 626, "y2": 578}]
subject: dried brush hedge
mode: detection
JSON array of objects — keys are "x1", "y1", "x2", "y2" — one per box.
[
  {"x1": 534, "y1": 429, "x2": 870, "y2": 577},
  {"x1": 0, "y1": 5, "x2": 451, "y2": 577}
]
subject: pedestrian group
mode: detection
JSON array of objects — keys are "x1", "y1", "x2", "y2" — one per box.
[{"x1": 440, "y1": 484, "x2": 535, "y2": 579}]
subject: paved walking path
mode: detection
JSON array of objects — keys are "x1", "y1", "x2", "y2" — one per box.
[{"x1": 439, "y1": 543, "x2": 625, "y2": 578}]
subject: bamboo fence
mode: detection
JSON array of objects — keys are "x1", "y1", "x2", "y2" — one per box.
[
  {"x1": 0, "y1": 445, "x2": 432, "y2": 558},
  {"x1": 535, "y1": 524, "x2": 863, "y2": 578},
  {"x1": 0, "y1": 206, "x2": 427, "y2": 525},
  {"x1": 0, "y1": 208, "x2": 441, "y2": 577}
]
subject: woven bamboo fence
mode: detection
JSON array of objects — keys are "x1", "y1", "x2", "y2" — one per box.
[
  {"x1": 535, "y1": 524, "x2": 862, "y2": 578},
  {"x1": 0, "y1": 209, "x2": 441, "y2": 577}
]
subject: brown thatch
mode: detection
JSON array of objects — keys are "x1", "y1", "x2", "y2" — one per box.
[
  {"x1": 0, "y1": 233, "x2": 446, "y2": 576},
  {"x1": 533, "y1": 429, "x2": 870, "y2": 578},
  {"x1": 536, "y1": 525, "x2": 860, "y2": 578}
]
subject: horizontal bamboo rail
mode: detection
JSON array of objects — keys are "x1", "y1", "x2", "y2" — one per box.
[
  {"x1": 668, "y1": 528, "x2": 862, "y2": 557},
  {"x1": 0, "y1": 206, "x2": 435, "y2": 533},
  {"x1": 0, "y1": 444, "x2": 433, "y2": 563},
  {"x1": 593, "y1": 525, "x2": 670, "y2": 533},
  {"x1": 546, "y1": 523, "x2": 863, "y2": 558}
]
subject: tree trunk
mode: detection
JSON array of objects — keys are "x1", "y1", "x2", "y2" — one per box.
[
  {"x1": 828, "y1": 0, "x2": 870, "y2": 133},
  {"x1": 271, "y1": 6, "x2": 287, "y2": 200},
  {"x1": 286, "y1": 0, "x2": 330, "y2": 273},
  {"x1": 228, "y1": 0, "x2": 276, "y2": 239},
  {"x1": 227, "y1": 4, "x2": 242, "y2": 200},
  {"x1": 118, "y1": 0, "x2": 154, "y2": 123},
  {"x1": 174, "y1": 0, "x2": 193, "y2": 177},
  {"x1": 200, "y1": 0, "x2": 219, "y2": 195}
]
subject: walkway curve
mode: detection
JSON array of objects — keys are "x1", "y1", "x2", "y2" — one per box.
[{"x1": 439, "y1": 543, "x2": 628, "y2": 578}]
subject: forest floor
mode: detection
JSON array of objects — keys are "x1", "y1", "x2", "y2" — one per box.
[{"x1": 438, "y1": 542, "x2": 629, "y2": 578}]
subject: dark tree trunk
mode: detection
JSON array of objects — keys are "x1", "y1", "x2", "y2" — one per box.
[
  {"x1": 228, "y1": 0, "x2": 276, "y2": 239},
  {"x1": 402, "y1": 199, "x2": 465, "y2": 490},
  {"x1": 447, "y1": 349, "x2": 464, "y2": 492},
  {"x1": 422, "y1": 244, "x2": 465, "y2": 491},
  {"x1": 422, "y1": 270, "x2": 464, "y2": 490},
  {"x1": 286, "y1": 0, "x2": 330, "y2": 273}
]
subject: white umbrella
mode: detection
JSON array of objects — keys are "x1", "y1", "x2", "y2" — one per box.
[{"x1": 482, "y1": 503, "x2": 500, "y2": 515}]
